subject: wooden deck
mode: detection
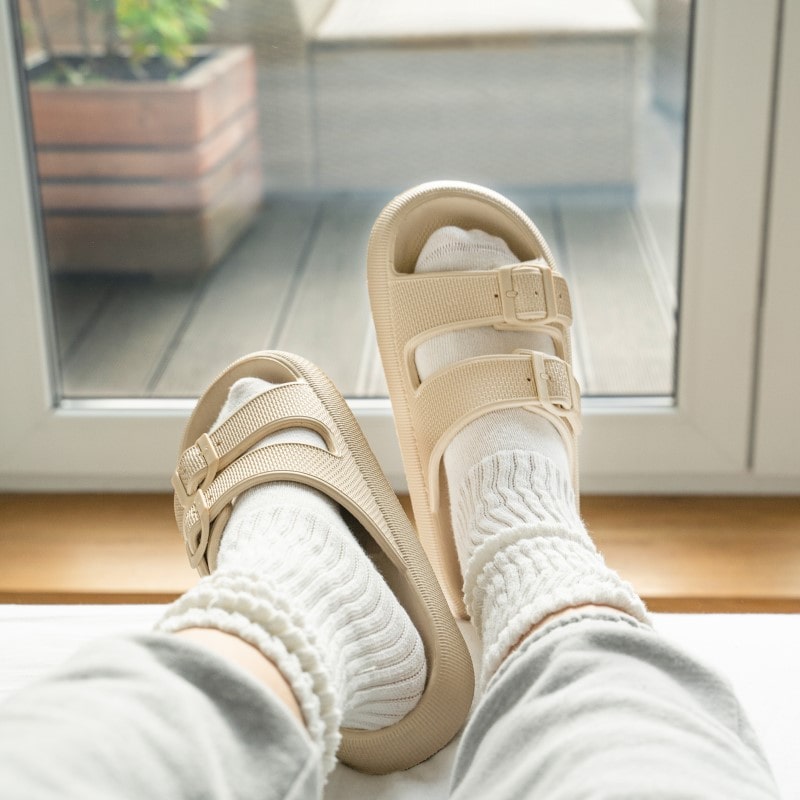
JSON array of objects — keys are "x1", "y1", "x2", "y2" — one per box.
[{"x1": 51, "y1": 188, "x2": 678, "y2": 400}]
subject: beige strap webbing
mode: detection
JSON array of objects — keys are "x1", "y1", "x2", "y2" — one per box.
[
  {"x1": 388, "y1": 263, "x2": 572, "y2": 347},
  {"x1": 410, "y1": 351, "x2": 580, "y2": 512},
  {"x1": 174, "y1": 382, "x2": 335, "y2": 499}
]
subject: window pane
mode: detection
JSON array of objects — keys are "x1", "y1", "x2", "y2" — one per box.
[{"x1": 15, "y1": 0, "x2": 690, "y2": 399}]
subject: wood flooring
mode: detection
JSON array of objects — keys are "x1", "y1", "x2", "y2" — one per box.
[{"x1": 2, "y1": 494, "x2": 798, "y2": 611}]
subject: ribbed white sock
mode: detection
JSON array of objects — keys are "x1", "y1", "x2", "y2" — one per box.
[
  {"x1": 415, "y1": 227, "x2": 649, "y2": 686},
  {"x1": 158, "y1": 378, "x2": 427, "y2": 773}
]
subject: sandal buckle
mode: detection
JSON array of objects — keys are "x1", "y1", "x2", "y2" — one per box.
[
  {"x1": 171, "y1": 468, "x2": 193, "y2": 510},
  {"x1": 172, "y1": 438, "x2": 218, "y2": 572},
  {"x1": 537, "y1": 264, "x2": 559, "y2": 325},
  {"x1": 496, "y1": 263, "x2": 558, "y2": 329},
  {"x1": 184, "y1": 488, "x2": 211, "y2": 570},
  {"x1": 196, "y1": 432, "x2": 221, "y2": 491},
  {"x1": 528, "y1": 351, "x2": 579, "y2": 420},
  {"x1": 172, "y1": 433, "x2": 219, "y2": 507}
]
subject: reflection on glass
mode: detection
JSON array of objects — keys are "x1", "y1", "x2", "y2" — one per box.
[{"x1": 16, "y1": 0, "x2": 691, "y2": 399}]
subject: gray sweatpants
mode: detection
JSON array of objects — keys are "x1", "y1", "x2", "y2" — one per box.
[{"x1": 0, "y1": 613, "x2": 779, "y2": 799}]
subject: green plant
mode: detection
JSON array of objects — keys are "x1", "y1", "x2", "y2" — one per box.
[
  {"x1": 118, "y1": 0, "x2": 227, "y2": 67},
  {"x1": 27, "y1": 0, "x2": 227, "y2": 83}
]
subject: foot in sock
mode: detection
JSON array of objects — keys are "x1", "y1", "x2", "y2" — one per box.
[
  {"x1": 159, "y1": 377, "x2": 427, "y2": 773},
  {"x1": 414, "y1": 226, "x2": 649, "y2": 686}
]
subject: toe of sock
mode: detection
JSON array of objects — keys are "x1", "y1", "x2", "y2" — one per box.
[{"x1": 415, "y1": 226, "x2": 519, "y2": 273}]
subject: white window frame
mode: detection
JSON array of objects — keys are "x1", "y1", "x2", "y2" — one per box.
[
  {"x1": 0, "y1": 0, "x2": 796, "y2": 492},
  {"x1": 754, "y1": 0, "x2": 800, "y2": 479}
]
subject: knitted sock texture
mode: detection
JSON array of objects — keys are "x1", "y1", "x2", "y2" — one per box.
[
  {"x1": 158, "y1": 378, "x2": 427, "y2": 773},
  {"x1": 456, "y1": 450, "x2": 650, "y2": 686}
]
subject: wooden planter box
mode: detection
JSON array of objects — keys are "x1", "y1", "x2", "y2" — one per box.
[{"x1": 28, "y1": 45, "x2": 263, "y2": 276}]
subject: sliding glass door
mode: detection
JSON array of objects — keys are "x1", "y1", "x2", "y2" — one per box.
[{"x1": 0, "y1": 0, "x2": 795, "y2": 493}]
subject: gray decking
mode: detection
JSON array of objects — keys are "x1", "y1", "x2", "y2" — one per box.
[{"x1": 51, "y1": 187, "x2": 677, "y2": 400}]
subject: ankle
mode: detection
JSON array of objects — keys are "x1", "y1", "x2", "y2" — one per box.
[
  {"x1": 506, "y1": 603, "x2": 646, "y2": 659},
  {"x1": 174, "y1": 627, "x2": 304, "y2": 727}
]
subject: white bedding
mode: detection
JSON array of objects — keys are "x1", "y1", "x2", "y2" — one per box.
[{"x1": 1, "y1": 607, "x2": 797, "y2": 798}]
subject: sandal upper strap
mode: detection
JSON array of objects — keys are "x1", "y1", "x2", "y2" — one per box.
[
  {"x1": 174, "y1": 381, "x2": 336, "y2": 501},
  {"x1": 172, "y1": 380, "x2": 348, "y2": 573},
  {"x1": 389, "y1": 262, "x2": 572, "y2": 349},
  {"x1": 411, "y1": 350, "x2": 581, "y2": 513}
]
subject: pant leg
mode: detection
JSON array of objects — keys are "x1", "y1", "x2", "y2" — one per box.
[
  {"x1": 450, "y1": 613, "x2": 780, "y2": 800},
  {"x1": 0, "y1": 633, "x2": 321, "y2": 800}
]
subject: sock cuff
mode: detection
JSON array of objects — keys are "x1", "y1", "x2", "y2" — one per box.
[
  {"x1": 156, "y1": 570, "x2": 341, "y2": 774},
  {"x1": 475, "y1": 538, "x2": 650, "y2": 684},
  {"x1": 463, "y1": 522, "x2": 599, "y2": 616},
  {"x1": 454, "y1": 450, "x2": 581, "y2": 542},
  {"x1": 212, "y1": 504, "x2": 428, "y2": 733}
]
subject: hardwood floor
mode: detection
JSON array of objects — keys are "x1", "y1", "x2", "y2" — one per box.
[{"x1": 2, "y1": 494, "x2": 799, "y2": 611}]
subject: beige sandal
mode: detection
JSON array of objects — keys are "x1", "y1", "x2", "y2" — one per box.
[
  {"x1": 367, "y1": 181, "x2": 582, "y2": 620},
  {"x1": 171, "y1": 350, "x2": 474, "y2": 774}
]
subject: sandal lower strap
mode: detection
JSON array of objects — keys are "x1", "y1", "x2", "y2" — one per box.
[{"x1": 411, "y1": 350, "x2": 581, "y2": 513}]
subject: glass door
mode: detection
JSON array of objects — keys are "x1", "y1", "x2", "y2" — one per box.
[{"x1": 0, "y1": 0, "x2": 792, "y2": 492}]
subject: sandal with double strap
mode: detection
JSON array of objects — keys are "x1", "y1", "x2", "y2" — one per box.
[
  {"x1": 171, "y1": 350, "x2": 474, "y2": 774},
  {"x1": 367, "y1": 181, "x2": 581, "y2": 620}
]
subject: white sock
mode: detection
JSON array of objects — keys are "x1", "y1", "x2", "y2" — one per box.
[
  {"x1": 415, "y1": 227, "x2": 649, "y2": 686},
  {"x1": 158, "y1": 378, "x2": 427, "y2": 773}
]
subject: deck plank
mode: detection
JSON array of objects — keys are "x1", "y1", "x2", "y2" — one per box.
[
  {"x1": 557, "y1": 198, "x2": 675, "y2": 396},
  {"x1": 637, "y1": 107, "x2": 684, "y2": 296},
  {"x1": 51, "y1": 192, "x2": 679, "y2": 400},
  {"x1": 50, "y1": 276, "x2": 115, "y2": 361},
  {"x1": 153, "y1": 198, "x2": 321, "y2": 396},
  {"x1": 636, "y1": 201, "x2": 681, "y2": 304},
  {"x1": 276, "y1": 193, "x2": 387, "y2": 395},
  {"x1": 362, "y1": 328, "x2": 389, "y2": 398},
  {"x1": 61, "y1": 277, "x2": 198, "y2": 398},
  {"x1": 503, "y1": 194, "x2": 564, "y2": 263}
]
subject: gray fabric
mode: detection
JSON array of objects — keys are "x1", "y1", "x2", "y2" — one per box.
[
  {"x1": 0, "y1": 616, "x2": 780, "y2": 799},
  {"x1": 0, "y1": 633, "x2": 321, "y2": 800},
  {"x1": 452, "y1": 613, "x2": 781, "y2": 799}
]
